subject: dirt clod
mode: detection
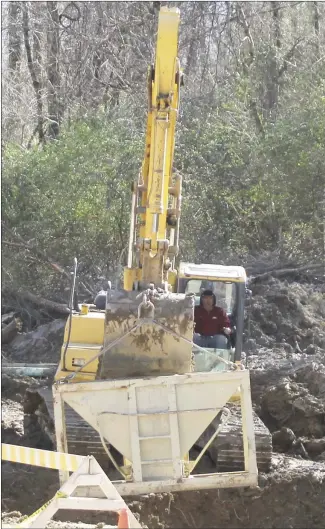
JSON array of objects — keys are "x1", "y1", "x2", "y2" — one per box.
[{"x1": 272, "y1": 427, "x2": 296, "y2": 452}]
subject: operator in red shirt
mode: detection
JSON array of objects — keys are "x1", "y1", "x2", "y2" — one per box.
[{"x1": 193, "y1": 289, "x2": 231, "y2": 349}]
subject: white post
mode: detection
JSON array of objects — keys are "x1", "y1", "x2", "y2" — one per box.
[
  {"x1": 167, "y1": 383, "x2": 182, "y2": 480},
  {"x1": 240, "y1": 371, "x2": 258, "y2": 478},
  {"x1": 52, "y1": 385, "x2": 69, "y2": 485},
  {"x1": 128, "y1": 386, "x2": 143, "y2": 482}
]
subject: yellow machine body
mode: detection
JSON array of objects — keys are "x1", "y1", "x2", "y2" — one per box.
[
  {"x1": 55, "y1": 311, "x2": 104, "y2": 382},
  {"x1": 54, "y1": 264, "x2": 245, "y2": 387},
  {"x1": 123, "y1": 7, "x2": 182, "y2": 292}
]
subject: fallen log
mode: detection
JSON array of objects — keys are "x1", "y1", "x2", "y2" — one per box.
[
  {"x1": 250, "y1": 264, "x2": 324, "y2": 284},
  {"x1": 1, "y1": 312, "x2": 16, "y2": 325},
  {"x1": 18, "y1": 291, "x2": 70, "y2": 315},
  {"x1": 2, "y1": 318, "x2": 23, "y2": 344}
]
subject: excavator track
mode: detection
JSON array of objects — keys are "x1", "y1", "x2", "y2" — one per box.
[
  {"x1": 24, "y1": 388, "x2": 111, "y2": 470},
  {"x1": 25, "y1": 389, "x2": 272, "y2": 474},
  {"x1": 214, "y1": 404, "x2": 272, "y2": 473}
]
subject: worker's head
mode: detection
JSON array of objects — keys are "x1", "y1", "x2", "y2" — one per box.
[{"x1": 200, "y1": 289, "x2": 216, "y2": 311}]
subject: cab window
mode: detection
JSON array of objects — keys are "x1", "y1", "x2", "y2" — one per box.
[{"x1": 184, "y1": 279, "x2": 236, "y2": 314}]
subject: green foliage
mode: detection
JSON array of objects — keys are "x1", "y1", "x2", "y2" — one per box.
[
  {"x1": 2, "y1": 62, "x2": 325, "y2": 300},
  {"x1": 177, "y1": 74, "x2": 325, "y2": 264},
  {"x1": 2, "y1": 111, "x2": 143, "y2": 297}
]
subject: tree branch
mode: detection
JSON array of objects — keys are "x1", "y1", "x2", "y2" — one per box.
[
  {"x1": 237, "y1": 4, "x2": 255, "y2": 72},
  {"x1": 250, "y1": 263, "x2": 324, "y2": 284},
  {"x1": 3, "y1": 226, "x2": 95, "y2": 298},
  {"x1": 2, "y1": 223, "x2": 70, "y2": 279},
  {"x1": 278, "y1": 38, "x2": 304, "y2": 79}
]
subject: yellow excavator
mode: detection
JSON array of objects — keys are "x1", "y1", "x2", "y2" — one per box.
[{"x1": 25, "y1": 6, "x2": 272, "y2": 493}]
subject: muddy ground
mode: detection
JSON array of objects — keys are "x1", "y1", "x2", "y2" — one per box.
[{"x1": 2, "y1": 275, "x2": 325, "y2": 527}]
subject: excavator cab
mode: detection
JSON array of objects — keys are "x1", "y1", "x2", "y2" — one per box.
[{"x1": 178, "y1": 262, "x2": 246, "y2": 373}]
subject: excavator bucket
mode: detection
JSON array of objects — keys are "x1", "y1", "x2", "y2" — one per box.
[{"x1": 96, "y1": 290, "x2": 195, "y2": 379}]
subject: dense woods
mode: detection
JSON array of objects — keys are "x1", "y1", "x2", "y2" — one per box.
[{"x1": 2, "y1": 1, "x2": 325, "y2": 306}]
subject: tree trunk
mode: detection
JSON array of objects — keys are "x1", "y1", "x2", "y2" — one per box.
[
  {"x1": 46, "y1": 1, "x2": 61, "y2": 139},
  {"x1": 236, "y1": 4, "x2": 265, "y2": 137},
  {"x1": 19, "y1": 290, "x2": 70, "y2": 315},
  {"x1": 8, "y1": 2, "x2": 21, "y2": 72},
  {"x1": 2, "y1": 318, "x2": 23, "y2": 344},
  {"x1": 22, "y1": 2, "x2": 45, "y2": 146},
  {"x1": 264, "y1": 1, "x2": 281, "y2": 120},
  {"x1": 313, "y1": 2, "x2": 320, "y2": 58}
]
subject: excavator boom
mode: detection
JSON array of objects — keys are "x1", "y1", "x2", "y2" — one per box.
[{"x1": 124, "y1": 7, "x2": 182, "y2": 291}]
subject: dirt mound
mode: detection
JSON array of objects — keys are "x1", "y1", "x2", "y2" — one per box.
[
  {"x1": 261, "y1": 366, "x2": 325, "y2": 437},
  {"x1": 242, "y1": 276, "x2": 325, "y2": 462},
  {"x1": 128, "y1": 456, "x2": 325, "y2": 528},
  {"x1": 3, "y1": 454, "x2": 324, "y2": 528},
  {"x1": 247, "y1": 278, "x2": 325, "y2": 352},
  {"x1": 248, "y1": 348, "x2": 325, "y2": 457}
]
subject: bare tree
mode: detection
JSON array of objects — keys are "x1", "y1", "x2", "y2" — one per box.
[
  {"x1": 2, "y1": 1, "x2": 325, "y2": 144},
  {"x1": 46, "y1": 1, "x2": 61, "y2": 138},
  {"x1": 8, "y1": 1, "x2": 21, "y2": 72},
  {"x1": 22, "y1": 1, "x2": 45, "y2": 145},
  {"x1": 312, "y1": 1, "x2": 320, "y2": 57}
]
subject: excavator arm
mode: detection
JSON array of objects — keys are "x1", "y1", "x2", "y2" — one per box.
[{"x1": 124, "y1": 7, "x2": 183, "y2": 292}]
